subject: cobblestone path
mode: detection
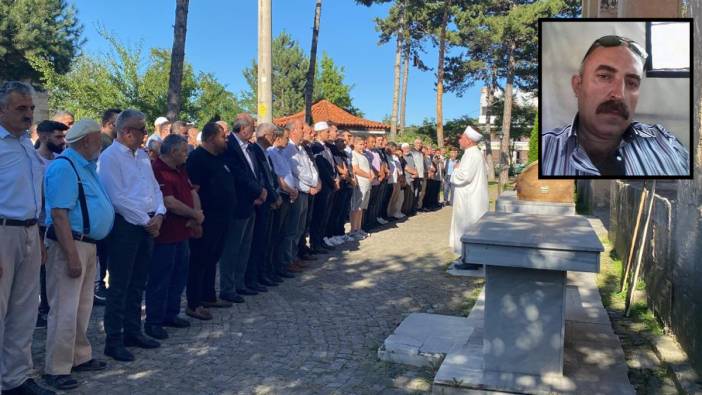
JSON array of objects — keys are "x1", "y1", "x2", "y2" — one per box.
[{"x1": 31, "y1": 207, "x2": 483, "y2": 394}]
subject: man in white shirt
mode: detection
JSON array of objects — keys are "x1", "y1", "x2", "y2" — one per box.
[{"x1": 98, "y1": 109, "x2": 166, "y2": 362}]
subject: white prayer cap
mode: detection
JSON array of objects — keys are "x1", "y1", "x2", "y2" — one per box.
[
  {"x1": 154, "y1": 116, "x2": 169, "y2": 126},
  {"x1": 313, "y1": 121, "x2": 329, "y2": 131},
  {"x1": 196, "y1": 131, "x2": 202, "y2": 143},
  {"x1": 463, "y1": 125, "x2": 482, "y2": 142},
  {"x1": 65, "y1": 119, "x2": 100, "y2": 143}
]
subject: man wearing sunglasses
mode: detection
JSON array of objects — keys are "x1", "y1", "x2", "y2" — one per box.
[{"x1": 542, "y1": 35, "x2": 689, "y2": 176}]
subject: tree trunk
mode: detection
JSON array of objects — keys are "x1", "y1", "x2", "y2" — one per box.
[
  {"x1": 435, "y1": 0, "x2": 451, "y2": 148},
  {"x1": 399, "y1": 39, "x2": 410, "y2": 136},
  {"x1": 483, "y1": 79, "x2": 496, "y2": 182},
  {"x1": 304, "y1": 0, "x2": 323, "y2": 125},
  {"x1": 166, "y1": 0, "x2": 190, "y2": 122},
  {"x1": 390, "y1": 32, "x2": 402, "y2": 139},
  {"x1": 498, "y1": 40, "x2": 516, "y2": 189},
  {"x1": 257, "y1": 0, "x2": 273, "y2": 123}
]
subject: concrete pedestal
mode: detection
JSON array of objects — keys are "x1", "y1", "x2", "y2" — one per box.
[
  {"x1": 484, "y1": 266, "x2": 566, "y2": 376},
  {"x1": 495, "y1": 191, "x2": 575, "y2": 216}
]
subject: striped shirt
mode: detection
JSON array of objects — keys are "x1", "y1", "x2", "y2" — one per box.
[{"x1": 541, "y1": 115, "x2": 690, "y2": 176}]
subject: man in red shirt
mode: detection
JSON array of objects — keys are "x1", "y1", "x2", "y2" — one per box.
[{"x1": 144, "y1": 134, "x2": 204, "y2": 339}]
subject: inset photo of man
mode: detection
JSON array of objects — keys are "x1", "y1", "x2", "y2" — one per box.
[{"x1": 539, "y1": 19, "x2": 692, "y2": 178}]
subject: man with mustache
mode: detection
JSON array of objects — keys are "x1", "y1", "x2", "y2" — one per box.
[{"x1": 542, "y1": 35, "x2": 689, "y2": 176}]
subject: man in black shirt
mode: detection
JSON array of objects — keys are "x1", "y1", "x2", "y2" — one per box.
[{"x1": 185, "y1": 122, "x2": 235, "y2": 321}]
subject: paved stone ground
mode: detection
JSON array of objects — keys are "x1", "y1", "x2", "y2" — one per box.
[{"x1": 30, "y1": 207, "x2": 483, "y2": 394}]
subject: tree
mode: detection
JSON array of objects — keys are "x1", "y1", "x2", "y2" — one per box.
[
  {"x1": 528, "y1": 110, "x2": 538, "y2": 164},
  {"x1": 0, "y1": 0, "x2": 83, "y2": 82},
  {"x1": 446, "y1": 0, "x2": 574, "y2": 188},
  {"x1": 29, "y1": 31, "x2": 235, "y2": 128},
  {"x1": 390, "y1": 31, "x2": 402, "y2": 138},
  {"x1": 304, "y1": 0, "x2": 323, "y2": 124},
  {"x1": 242, "y1": 32, "x2": 309, "y2": 118},
  {"x1": 166, "y1": 0, "x2": 190, "y2": 121},
  {"x1": 491, "y1": 92, "x2": 537, "y2": 139},
  {"x1": 193, "y1": 73, "x2": 243, "y2": 128},
  {"x1": 317, "y1": 52, "x2": 354, "y2": 110},
  {"x1": 398, "y1": 34, "x2": 410, "y2": 134}
]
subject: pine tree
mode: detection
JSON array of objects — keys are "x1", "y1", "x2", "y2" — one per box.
[{"x1": 0, "y1": 0, "x2": 83, "y2": 82}]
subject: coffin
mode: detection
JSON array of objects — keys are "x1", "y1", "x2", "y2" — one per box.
[{"x1": 516, "y1": 161, "x2": 574, "y2": 203}]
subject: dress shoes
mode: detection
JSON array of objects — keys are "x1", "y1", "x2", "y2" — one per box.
[
  {"x1": 236, "y1": 288, "x2": 258, "y2": 296},
  {"x1": 162, "y1": 317, "x2": 191, "y2": 328},
  {"x1": 321, "y1": 242, "x2": 335, "y2": 250},
  {"x1": 219, "y1": 293, "x2": 245, "y2": 304},
  {"x1": 72, "y1": 359, "x2": 107, "y2": 372},
  {"x1": 247, "y1": 284, "x2": 268, "y2": 293},
  {"x1": 288, "y1": 263, "x2": 304, "y2": 273},
  {"x1": 144, "y1": 325, "x2": 169, "y2": 340},
  {"x1": 124, "y1": 334, "x2": 161, "y2": 349},
  {"x1": 300, "y1": 254, "x2": 317, "y2": 261},
  {"x1": 202, "y1": 299, "x2": 234, "y2": 308},
  {"x1": 2, "y1": 378, "x2": 56, "y2": 395},
  {"x1": 277, "y1": 271, "x2": 295, "y2": 279},
  {"x1": 259, "y1": 278, "x2": 278, "y2": 287},
  {"x1": 186, "y1": 306, "x2": 214, "y2": 320},
  {"x1": 270, "y1": 275, "x2": 284, "y2": 283},
  {"x1": 104, "y1": 345, "x2": 135, "y2": 362}
]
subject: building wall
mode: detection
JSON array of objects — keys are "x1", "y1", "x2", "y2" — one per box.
[{"x1": 609, "y1": 181, "x2": 701, "y2": 373}]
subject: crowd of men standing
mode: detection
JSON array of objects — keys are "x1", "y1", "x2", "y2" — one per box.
[{"x1": 0, "y1": 81, "x2": 458, "y2": 394}]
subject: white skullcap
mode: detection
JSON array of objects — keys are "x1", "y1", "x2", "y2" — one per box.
[
  {"x1": 196, "y1": 131, "x2": 202, "y2": 143},
  {"x1": 313, "y1": 121, "x2": 329, "y2": 131},
  {"x1": 65, "y1": 119, "x2": 100, "y2": 143},
  {"x1": 154, "y1": 116, "x2": 169, "y2": 126},
  {"x1": 463, "y1": 125, "x2": 482, "y2": 142}
]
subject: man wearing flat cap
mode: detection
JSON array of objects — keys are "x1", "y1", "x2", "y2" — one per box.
[
  {"x1": 449, "y1": 126, "x2": 488, "y2": 270},
  {"x1": 43, "y1": 119, "x2": 114, "y2": 390}
]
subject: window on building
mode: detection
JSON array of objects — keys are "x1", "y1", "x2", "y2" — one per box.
[{"x1": 645, "y1": 21, "x2": 690, "y2": 78}]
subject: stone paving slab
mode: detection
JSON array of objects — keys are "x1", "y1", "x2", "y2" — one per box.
[
  {"x1": 29, "y1": 207, "x2": 481, "y2": 394},
  {"x1": 433, "y1": 272, "x2": 634, "y2": 394}
]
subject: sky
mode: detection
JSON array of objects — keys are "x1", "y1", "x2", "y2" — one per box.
[{"x1": 70, "y1": 0, "x2": 484, "y2": 126}]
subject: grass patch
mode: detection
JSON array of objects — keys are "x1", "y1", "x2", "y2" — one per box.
[
  {"x1": 596, "y1": 237, "x2": 664, "y2": 336},
  {"x1": 462, "y1": 283, "x2": 485, "y2": 316}
]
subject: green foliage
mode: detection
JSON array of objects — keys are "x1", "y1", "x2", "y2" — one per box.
[
  {"x1": 528, "y1": 110, "x2": 538, "y2": 163},
  {"x1": 242, "y1": 33, "x2": 358, "y2": 118},
  {"x1": 491, "y1": 93, "x2": 536, "y2": 139},
  {"x1": 403, "y1": 114, "x2": 478, "y2": 146},
  {"x1": 0, "y1": 0, "x2": 83, "y2": 82},
  {"x1": 29, "y1": 30, "x2": 240, "y2": 130}
]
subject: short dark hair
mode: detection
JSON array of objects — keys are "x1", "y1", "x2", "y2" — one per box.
[
  {"x1": 172, "y1": 120, "x2": 189, "y2": 134},
  {"x1": 201, "y1": 122, "x2": 222, "y2": 142},
  {"x1": 160, "y1": 134, "x2": 187, "y2": 155},
  {"x1": 36, "y1": 120, "x2": 69, "y2": 134},
  {"x1": 101, "y1": 108, "x2": 121, "y2": 126}
]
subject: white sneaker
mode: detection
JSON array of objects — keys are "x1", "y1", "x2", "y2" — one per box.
[
  {"x1": 332, "y1": 236, "x2": 346, "y2": 244},
  {"x1": 349, "y1": 231, "x2": 364, "y2": 241},
  {"x1": 342, "y1": 234, "x2": 354, "y2": 242},
  {"x1": 377, "y1": 217, "x2": 388, "y2": 225},
  {"x1": 324, "y1": 237, "x2": 340, "y2": 246}
]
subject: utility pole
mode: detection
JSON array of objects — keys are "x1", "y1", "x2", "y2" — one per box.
[{"x1": 258, "y1": 0, "x2": 273, "y2": 123}]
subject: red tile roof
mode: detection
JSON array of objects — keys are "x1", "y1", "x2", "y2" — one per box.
[{"x1": 273, "y1": 99, "x2": 388, "y2": 130}]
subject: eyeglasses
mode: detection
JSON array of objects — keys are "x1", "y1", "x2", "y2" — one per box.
[{"x1": 583, "y1": 35, "x2": 648, "y2": 63}]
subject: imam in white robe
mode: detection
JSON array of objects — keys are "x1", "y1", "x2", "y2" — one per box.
[{"x1": 449, "y1": 146, "x2": 489, "y2": 255}]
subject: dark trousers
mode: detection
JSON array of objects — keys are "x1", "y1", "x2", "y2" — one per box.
[
  {"x1": 220, "y1": 213, "x2": 256, "y2": 295},
  {"x1": 363, "y1": 184, "x2": 381, "y2": 231},
  {"x1": 187, "y1": 219, "x2": 227, "y2": 310},
  {"x1": 310, "y1": 188, "x2": 334, "y2": 249},
  {"x1": 411, "y1": 179, "x2": 422, "y2": 214},
  {"x1": 104, "y1": 214, "x2": 153, "y2": 347},
  {"x1": 380, "y1": 182, "x2": 393, "y2": 219},
  {"x1": 401, "y1": 184, "x2": 414, "y2": 215},
  {"x1": 327, "y1": 187, "x2": 352, "y2": 237},
  {"x1": 246, "y1": 203, "x2": 272, "y2": 286},
  {"x1": 425, "y1": 179, "x2": 440, "y2": 209},
  {"x1": 145, "y1": 240, "x2": 189, "y2": 325},
  {"x1": 272, "y1": 196, "x2": 292, "y2": 273},
  {"x1": 297, "y1": 193, "x2": 314, "y2": 257},
  {"x1": 39, "y1": 265, "x2": 49, "y2": 315},
  {"x1": 96, "y1": 238, "x2": 109, "y2": 287}
]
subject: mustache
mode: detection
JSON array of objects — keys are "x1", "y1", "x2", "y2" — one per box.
[{"x1": 596, "y1": 100, "x2": 630, "y2": 119}]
